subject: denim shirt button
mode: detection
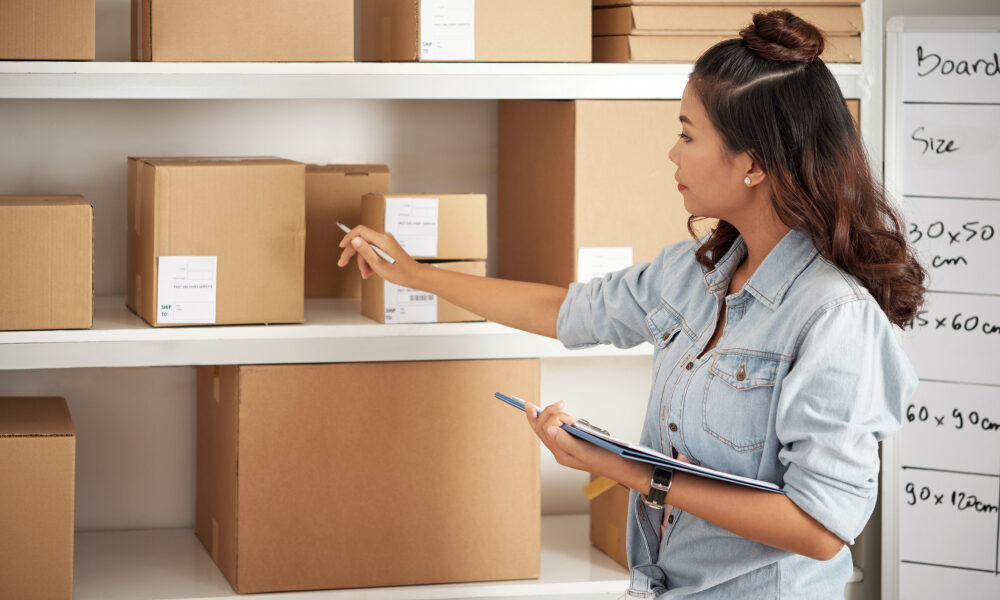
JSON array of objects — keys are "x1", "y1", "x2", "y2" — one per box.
[
  {"x1": 668, "y1": 422, "x2": 678, "y2": 432},
  {"x1": 736, "y1": 366, "x2": 747, "y2": 381},
  {"x1": 685, "y1": 361, "x2": 694, "y2": 370},
  {"x1": 667, "y1": 514, "x2": 675, "y2": 524}
]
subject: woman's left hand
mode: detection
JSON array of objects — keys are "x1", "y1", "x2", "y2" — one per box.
[{"x1": 525, "y1": 401, "x2": 610, "y2": 474}]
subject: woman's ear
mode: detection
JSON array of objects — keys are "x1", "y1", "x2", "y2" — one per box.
[{"x1": 744, "y1": 158, "x2": 766, "y2": 187}]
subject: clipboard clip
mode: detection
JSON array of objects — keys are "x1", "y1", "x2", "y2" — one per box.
[{"x1": 575, "y1": 418, "x2": 611, "y2": 437}]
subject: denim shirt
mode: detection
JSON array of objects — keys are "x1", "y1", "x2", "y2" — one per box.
[{"x1": 557, "y1": 229, "x2": 916, "y2": 599}]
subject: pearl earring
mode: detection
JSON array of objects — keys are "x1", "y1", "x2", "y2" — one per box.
[{"x1": 744, "y1": 176, "x2": 752, "y2": 186}]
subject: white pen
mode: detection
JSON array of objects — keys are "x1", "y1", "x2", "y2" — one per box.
[{"x1": 336, "y1": 222, "x2": 396, "y2": 264}]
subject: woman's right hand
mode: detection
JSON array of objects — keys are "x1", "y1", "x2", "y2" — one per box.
[{"x1": 336, "y1": 225, "x2": 422, "y2": 288}]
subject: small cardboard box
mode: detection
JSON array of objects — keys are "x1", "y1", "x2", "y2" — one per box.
[
  {"x1": 362, "y1": 260, "x2": 486, "y2": 323},
  {"x1": 360, "y1": 0, "x2": 590, "y2": 62},
  {"x1": 499, "y1": 100, "x2": 692, "y2": 288},
  {"x1": 593, "y1": 33, "x2": 861, "y2": 63},
  {"x1": 593, "y1": 5, "x2": 864, "y2": 36},
  {"x1": 131, "y1": 0, "x2": 353, "y2": 62},
  {"x1": 0, "y1": 397, "x2": 76, "y2": 600},
  {"x1": 588, "y1": 474, "x2": 630, "y2": 569},
  {"x1": 361, "y1": 193, "x2": 487, "y2": 260},
  {"x1": 592, "y1": 0, "x2": 860, "y2": 5},
  {"x1": 0, "y1": 0, "x2": 94, "y2": 60},
  {"x1": 195, "y1": 359, "x2": 541, "y2": 593},
  {"x1": 0, "y1": 196, "x2": 93, "y2": 331},
  {"x1": 126, "y1": 157, "x2": 305, "y2": 327},
  {"x1": 305, "y1": 164, "x2": 391, "y2": 298}
]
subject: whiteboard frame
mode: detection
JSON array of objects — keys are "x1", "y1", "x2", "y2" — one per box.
[{"x1": 882, "y1": 15, "x2": 1000, "y2": 600}]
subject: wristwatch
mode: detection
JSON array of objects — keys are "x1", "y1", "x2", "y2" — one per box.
[{"x1": 642, "y1": 467, "x2": 674, "y2": 509}]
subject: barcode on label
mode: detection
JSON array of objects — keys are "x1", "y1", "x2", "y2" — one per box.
[{"x1": 410, "y1": 294, "x2": 435, "y2": 302}]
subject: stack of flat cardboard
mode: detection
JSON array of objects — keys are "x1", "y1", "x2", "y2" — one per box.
[
  {"x1": 592, "y1": 1, "x2": 863, "y2": 64},
  {"x1": 361, "y1": 193, "x2": 488, "y2": 323}
]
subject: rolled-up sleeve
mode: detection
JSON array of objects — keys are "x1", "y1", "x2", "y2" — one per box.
[
  {"x1": 776, "y1": 298, "x2": 916, "y2": 544},
  {"x1": 556, "y1": 240, "x2": 696, "y2": 350}
]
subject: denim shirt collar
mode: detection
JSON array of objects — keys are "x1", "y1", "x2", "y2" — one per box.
[{"x1": 703, "y1": 229, "x2": 819, "y2": 310}]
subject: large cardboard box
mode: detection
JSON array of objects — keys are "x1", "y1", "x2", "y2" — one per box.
[
  {"x1": 0, "y1": 397, "x2": 76, "y2": 600},
  {"x1": 499, "y1": 100, "x2": 691, "y2": 288},
  {"x1": 0, "y1": 0, "x2": 94, "y2": 60},
  {"x1": 588, "y1": 474, "x2": 630, "y2": 569},
  {"x1": 361, "y1": 193, "x2": 487, "y2": 260},
  {"x1": 360, "y1": 0, "x2": 590, "y2": 62},
  {"x1": 306, "y1": 164, "x2": 391, "y2": 298},
  {"x1": 131, "y1": 0, "x2": 353, "y2": 62},
  {"x1": 593, "y1": 33, "x2": 861, "y2": 63},
  {"x1": 196, "y1": 360, "x2": 541, "y2": 593},
  {"x1": 362, "y1": 260, "x2": 486, "y2": 323},
  {"x1": 593, "y1": 5, "x2": 864, "y2": 36},
  {"x1": 126, "y1": 157, "x2": 305, "y2": 327},
  {"x1": 0, "y1": 196, "x2": 93, "y2": 331}
]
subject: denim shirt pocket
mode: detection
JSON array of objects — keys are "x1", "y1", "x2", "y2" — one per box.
[
  {"x1": 645, "y1": 302, "x2": 688, "y2": 349},
  {"x1": 702, "y1": 350, "x2": 781, "y2": 453}
]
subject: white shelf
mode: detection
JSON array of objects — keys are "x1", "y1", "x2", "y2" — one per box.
[
  {"x1": 74, "y1": 514, "x2": 629, "y2": 600},
  {"x1": 0, "y1": 61, "x2": 865, "y2": 100},
  {"x1": 0, "y1": 296, "x2": 651, "y2": 370}
]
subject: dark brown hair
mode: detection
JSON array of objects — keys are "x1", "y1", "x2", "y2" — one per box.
[{"x1": 688, "y1": 10, "x2": 925, "y2": 327}]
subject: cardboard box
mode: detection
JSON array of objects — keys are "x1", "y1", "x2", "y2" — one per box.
[
  {"x1": 593, "y1": 33, "x2": 861, "y2": 63},
  {"x1": 0, "y1": 397, "x2": 76, "y2": 600},
  {"x1": 305, "y1": 164, "x2": 391, "y2": 298},
  {"x1": 126, "y1": 157, "x2": 305, "y2": 327},
  {"x1": 362, "y1": 260, "x2": 486, "y2": 323},
  {"x1": 360, "y1": 0, "x2": 590, "y2": 62},
  {"x1": 499, "y1": 100, "x2": 692, "y2": 288},
  {"x1": 593, "y1": 5, "x2": 864, "y2": 36},
  {"x1": 0, "y1": 0, "x2": 94, "y2": 60},
  {"x1": 0, "y1": 196, "x2": 93, "y2": 331},
  {"x1": 196, "y1": 360, "x2": 541, "y2": 593},
  {"x1": 131, "y1": 0, "x2": 353, "y2": 62},
  {"x1": 589, "y1": 474, "x2": 629, "y2": 569},
  {"x1": 361, "y1": 193, "x2": 487, "y2": 260}
]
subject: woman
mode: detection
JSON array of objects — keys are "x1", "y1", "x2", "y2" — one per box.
[{"x1": 338, "y1": 10, "x2": 924, "y2": 598}]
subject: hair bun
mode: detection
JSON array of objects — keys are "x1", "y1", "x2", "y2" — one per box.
[{"x1": 740, "y1": 10, "x2": 825, "y2": 63}]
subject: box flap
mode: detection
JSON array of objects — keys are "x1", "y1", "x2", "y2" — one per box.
[
  {"x1": 305, "y1": 164, "x2": 390, "y2": 175},
  {"x1": 135, "y1": 156, "x2": 298, "y2": 168},
  {"x1": 0, "y1": 195, "x2": 88, "y2": 208},
  {"x1": 0, "y1": 398, "x2": 75, "y2": 437}
]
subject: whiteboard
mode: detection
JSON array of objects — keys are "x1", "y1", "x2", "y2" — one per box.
[{"x1": 883, "y1": 16, "x2": 1000, "y2": 600}]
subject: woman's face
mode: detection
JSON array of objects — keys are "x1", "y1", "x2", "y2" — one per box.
[{"x1": 669, "y1": 82, "x2": 755, "y2": 223}]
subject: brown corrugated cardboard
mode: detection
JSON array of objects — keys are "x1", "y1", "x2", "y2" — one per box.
[
  {"x1": 361, "y1": 193, "x2": 487, "y2": 260},
  {"x1": 195, "y1": 360, "x2": 541, "y2": 593},
  {"x1": 0, "y1": 196, "x2": 93, "y2": 331},
  {"x1": 593, "y1": 5, "x2": 864, "y2": 36},
  {"x1": 126, "y1": 157, "x2": 305, "y2": 327},
  {"x1": 847, "y1": 99, "x2": 859, "y2": 127},
  {"x1": 499, "y1": 101, "x2": 692, "y2": 288},
  {"x1": 305, "y1": 164, "x2": 391, "y2": 298},
  {"x1": 359, "y1": 0, "x2": 590, "y2": 62},
  {"x1": 593, "y1": 33, "x2": 861, "y2": 63},
  {"x1": 0, "y1": 0, "x2": 94, "y2": 60},
  {"x1": 589, "y1": 474, "x2": 630, "y2": 568},
  {"x1": 0, "y1": 397, "x2": 75, "y2": 600},
  {"x1": 362, "y1": 260, "x2": 487, "y2": 323},
  {"x1": 131, "y1": 0, "x2": 353, "y2": 62}
]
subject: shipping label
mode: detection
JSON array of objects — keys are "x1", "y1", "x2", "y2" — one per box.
[
  {"x1": 420, "y1": 0, "x2": 475, "y2": 61},
  {"x1": 156, "y1": 256, "x2": 217, "y2": 324},
  {"x1": 577, "y1": 247, "x2": 634, "y2": 283},
  {"x1": 384, "y1": 280, "x2": 438, "y2": 323},
  {"x1": 384, "y1": 196, "x2": 439, "y2": 257}
]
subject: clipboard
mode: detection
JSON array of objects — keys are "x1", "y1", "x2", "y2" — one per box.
[{"x1": 495, "y1": 392, "x2": 784, "y2": 494}]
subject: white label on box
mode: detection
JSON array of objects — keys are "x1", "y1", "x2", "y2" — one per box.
[
  {"x1": 384, "y1": 280, "x2": 438, "y2": 323},
  {"x1": 156, "y1": 256, "x2": 218, "y2": 324},
  {"x1": 420, "y1": 0, "x2": 475, "y2": 61},
  {"x1": 384, "y1": 197, "x2": 439, "y2": 257},
  {"x1": 577, "y1": 247, "x2": 634, "y2": 283}
]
